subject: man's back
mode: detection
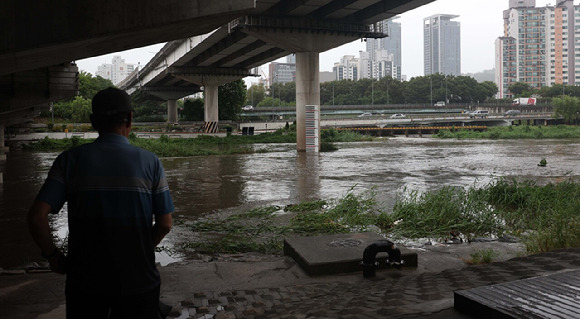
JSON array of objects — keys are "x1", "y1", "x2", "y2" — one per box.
[
  {"x1": 29, "y1": 87, "x2": 173, "y2": 318},
  {"x1": 38, "y1": 134, "x2": 173, "y2": 296}
]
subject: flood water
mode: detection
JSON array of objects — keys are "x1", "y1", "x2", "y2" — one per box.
[{"x1": 1, "y1": 137, "x2": 579, "y2": 268}]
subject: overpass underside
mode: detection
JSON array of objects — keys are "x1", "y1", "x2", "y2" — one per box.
[
  {"x1": 0, "y1": 0, "x2": 256, "y2": 127},
  {"x1": 122, "y1": 0, "x2": 440, "y2": 151},
  {"x1": 0, "y1": 0, "x2": 257, "y2": 182}
]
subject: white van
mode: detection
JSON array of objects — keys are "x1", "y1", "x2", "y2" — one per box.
[{"x1": 469, "y1": 110, "x2": 489, "y2": 118}]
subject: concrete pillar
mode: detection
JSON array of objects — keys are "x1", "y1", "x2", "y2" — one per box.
[
  {"x1": 295, "y1": 52, "x2": 320, "y2": 152},
  {"x1": 0, "y1": 124, "x2": 5, "y2": 184},
  {"x1": 167, "y1": 99, "x2": 178, "y2": 124},
  {"x1": 0, "y1": 124, "x2": 6, "y2": 161},
  {"x1": 204, "y1": 85, "x2": 219, "y2": 123},
  {"x1": 172, "y1": 74, "x2": 239, "y2": 133}
]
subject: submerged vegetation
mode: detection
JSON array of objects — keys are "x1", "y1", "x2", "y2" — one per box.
[
  {"x1": 182, "y1": 190, "x2": 389, "y2": 255},
  {"x1": 388, "y1": 178, "x2": 580, "y2": 254},
  {"x1": 436, "y1": 124, "x2": 580, "y2": 139},
  {"x1": 173, "y1": 178, "x2": 580, "y2": 258}
]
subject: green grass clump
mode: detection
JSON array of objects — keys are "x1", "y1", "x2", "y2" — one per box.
[
  {"x1": 483, "y1": 178, "x2": 580, "y2": 254},
  {"x1": 23, "y1": 136, "x2": 92, "y2": 151},
  {"x1": 437, "y1": 124, "x2": 580, "y2": 139},
  {"x1": 468, "y1": 249, "x2": 497, "y2": 264},
  {"x1": 321, "y1": 128, "x2": 374, "y2": 142},
  {"x1": 23, "y1": 127, "x2": 370, "y2": 156},
  {"x1": 387, "y1": 186, "x2": 504, "y2": 241},
  {"x1": 389, "y1": 178, "x2": 580, "y2": 254}
]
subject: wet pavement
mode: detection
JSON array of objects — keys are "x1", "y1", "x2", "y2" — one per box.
[
  {"x1": 2, "y1": 245, "x2": 580, "y2": 319},
  {"x1": 160, "y1": 247, "x2": 580, "y2": 319}
]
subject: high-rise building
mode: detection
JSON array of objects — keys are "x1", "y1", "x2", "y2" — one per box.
[
  {"x1": 268, "y1": 61, "x2": 296, "y2": 86},
  {"x1": 364, "y1": 17, "x2": 402, "y2": 80},
  {"x1": 423, "y1": 14, "x2": 461, "y2": 76},
  {"x1": 95, "y1": 56, "x2": 135, "y2": 85},
  {"x1": 495, "y1": 0, "x2": 579, "y2": 98},
  {"x1": 495, "y1": 36, "x2": 518, "y2": 99},
  {"x1": 333, "y1": 55, "x2": 359, "y2": 80},
  {"x1": 359, "y1": 50, "x2": 396, "y2": 80}
]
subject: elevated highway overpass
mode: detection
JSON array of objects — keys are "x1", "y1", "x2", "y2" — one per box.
[
  {"x1": 0, "y1": 0, "x2": 256, "y2": 168},
  {"x1": 118, "y1": 0, "x2": 437, "y2": 151}
]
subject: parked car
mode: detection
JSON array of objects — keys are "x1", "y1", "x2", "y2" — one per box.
[
  {"x1": 505, "y1": 110, "x2": 521, "y2": 117},
  {"x1": 434, "y1": 101, "x2": 446, "y2": 107},
  {"x1": 358, "y1": 112, "x2": 372, "y2": 117},
  {"x1": 469, "y1": 110, "x2": 489, "y2": 118},
  {"x1": 390, "y1": 113, "x2": 406, "y2": 119}
]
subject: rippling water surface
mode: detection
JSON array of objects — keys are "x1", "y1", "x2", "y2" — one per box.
[{"x1": 1, "y1": 137, "x2": 579, "y2": 267}]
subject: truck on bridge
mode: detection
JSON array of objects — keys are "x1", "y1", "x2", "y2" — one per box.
[{"x1": 512, "y1": 97, "x2": 537, "y2": 106}]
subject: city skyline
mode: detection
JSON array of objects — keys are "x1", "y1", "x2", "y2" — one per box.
[{"x1": 76, "y1": 0, "x2": 563, "y2": 83}]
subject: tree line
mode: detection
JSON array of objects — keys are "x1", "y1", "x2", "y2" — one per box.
[
  {"x1": 39, "y1": 72, "x2": 580, "y2": 125},
  {"x1": 247, "y1": 74, "x2": 498, "y2": 107}
]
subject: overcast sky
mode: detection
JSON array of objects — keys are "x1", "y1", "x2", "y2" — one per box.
[{"x1": 76, "y1": 0, "x2": 562, "y2": 84}]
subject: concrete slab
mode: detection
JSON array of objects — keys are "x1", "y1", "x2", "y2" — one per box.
[{"x1": 283, "y1": 232, "x2": 417, "y2": 276}]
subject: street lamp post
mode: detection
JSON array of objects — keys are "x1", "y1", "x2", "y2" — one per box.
[
  {"x1": 386, "y1": 77, "x2": 389, "y2": 105},
  {"x1": 372, "y1": 78, "x2": 374, "y2": 105},
  {"x1": 445, "y1": 75, "x2": 448, "y2": 104},
  {"x1": 430, "y1": 75, "x2": 433, "y2": 106}
]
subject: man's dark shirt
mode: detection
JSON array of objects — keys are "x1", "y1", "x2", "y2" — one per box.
[{"x1": 36, "y1": 134, "x2": 174, "y2": 296}]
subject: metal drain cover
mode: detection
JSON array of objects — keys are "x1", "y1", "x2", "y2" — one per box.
[{"x1": 327, "y1": 239, "x2": 363, "y2": 247}]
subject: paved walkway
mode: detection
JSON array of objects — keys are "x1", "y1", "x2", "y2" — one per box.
[
  {"x1": 165, "y1": 248, "x2": 580, "y2": 319},
  {"x1": 2, "y1": 246, "x2": 579, "y2": 319}
]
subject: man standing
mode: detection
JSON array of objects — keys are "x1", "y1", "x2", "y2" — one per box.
[{"x1": 28, "y1": 87, "x2": 174, "y2": 318}]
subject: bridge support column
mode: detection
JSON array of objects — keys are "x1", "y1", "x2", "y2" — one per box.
[
  {"x1": 0, "y1": 124, "x2": 6, "y2": 161},
  {"x1": 0, "y1": 124, "x2": 5, "y2": 184},
  {"x1": 295, "y1": 51, "x2": 320, "y2": 152},
  {"x1": 203, "y1": 85, "x2": 219, "y2": 133},
  {"x1": 167, "y1": 99, "x2": 178, "y2": 124}
]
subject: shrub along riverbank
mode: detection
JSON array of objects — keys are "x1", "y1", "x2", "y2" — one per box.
[
  {"x1": 22, "y1": 128, "x2": 371, "y2": 155},
  {"x1": 437, "y1": 124, "x2": 580, "y2": 139},
  {"x1": 175, "y1": 178, "x2": 580, "y2": 259}
]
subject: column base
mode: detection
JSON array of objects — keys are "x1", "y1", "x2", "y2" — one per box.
[{"x1": 202, "y1": 122, "x2": 219, "y2": 133}]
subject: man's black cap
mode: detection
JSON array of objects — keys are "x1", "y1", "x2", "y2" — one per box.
[{"x1": 92, "y1": 87, "x2": 134, "y2": 116}]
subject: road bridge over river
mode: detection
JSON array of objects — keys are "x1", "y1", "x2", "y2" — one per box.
[
  {"x1": 0, "y1": 0, "x2": 435, "y2": 182},
  {"x1": 0, "y1": 0, "x2": 257, "y2": 181},
  {"x1": 117, "y1": 0, "x2": 437, "y2": 151}
]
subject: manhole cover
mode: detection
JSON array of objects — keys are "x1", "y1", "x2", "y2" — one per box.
[{"x1": 327, "y1": 239, "x2": 363, "y2": 247}]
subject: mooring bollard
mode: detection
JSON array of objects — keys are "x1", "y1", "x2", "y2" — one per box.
[{"x1": 361, "y1": 239, "x2": 403, "y2": 278}]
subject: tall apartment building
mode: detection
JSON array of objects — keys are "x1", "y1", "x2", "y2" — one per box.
[
  {"x1": 333, "y1": 55, "x2": 359, "y2": 80},
  {"x1": 95, "y1": 56, "x2": 135, "y2": 85},
  {"x1": 423, "y1": 14, "x2": 461, "y2": 76},
  {"x1": 359, "y1": 50, "x2": 396, "y2": 80},
  {"x1": 364, "y1": 17, "x2": 402, "y2": 80},
  {"x1": 495, "y1": 0, "x2": 578, "y2": 98}
]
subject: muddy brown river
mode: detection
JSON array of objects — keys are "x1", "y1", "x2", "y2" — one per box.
[{"x1": 1, "y1": 137, "x2": 579, "y2": 267}]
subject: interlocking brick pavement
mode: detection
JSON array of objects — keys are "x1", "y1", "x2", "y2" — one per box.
[{"x1": 167, "y1": 248, "x2": 580, "y2": 319}]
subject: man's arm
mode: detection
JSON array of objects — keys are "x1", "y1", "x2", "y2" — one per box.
[
  {"x1": 27, "y1": 200, "x2": 66, "y2": 274},
  {"x1": 152, "y1": 213, "x2": 172, "y2": 247}
]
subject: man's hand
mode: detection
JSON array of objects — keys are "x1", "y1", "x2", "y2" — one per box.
[
  {"x1": 28, "y1": 200, "x2": 66, "y2": 274},
  {"x1": 46, "y1": 250, "x2": 67, "y2": 274},
  {"x1": 152, "y1": 213, "x2": 172, "y2": 247}
]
